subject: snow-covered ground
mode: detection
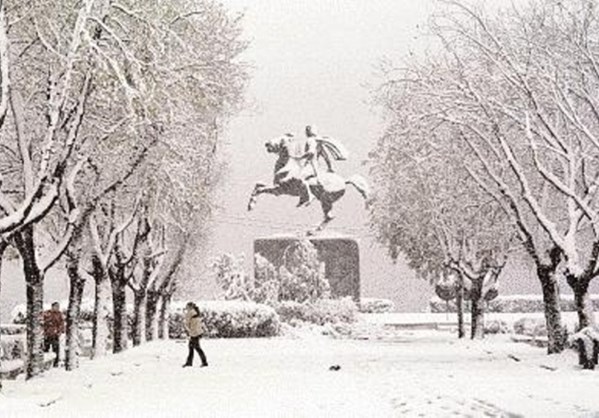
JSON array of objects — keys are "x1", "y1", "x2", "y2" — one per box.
[{"x1": 1, "y1": 328, "x2": 599, "y2": 417}]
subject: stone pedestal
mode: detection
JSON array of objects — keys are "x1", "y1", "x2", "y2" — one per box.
[{"x1": 254, "y1": 235, "x2": 360, "y2": 301}]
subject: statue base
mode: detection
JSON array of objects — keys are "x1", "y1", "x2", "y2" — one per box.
[{"x1": 254, "y1": 234, "x2": 360, "y2": 301}]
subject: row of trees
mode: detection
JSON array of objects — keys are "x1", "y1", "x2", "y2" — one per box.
[
  {"x1": 0, "y1": 0, "x2": 247, "y2": 382},
  {"x1": 370, "y1": 0, "x2": 599, "y2": 351}
]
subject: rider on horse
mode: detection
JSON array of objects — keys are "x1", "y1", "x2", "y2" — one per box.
[
  {"x1": 303, "y1": 125, "x2": 335, "y2": 174},
  {"x1": 248, "y1": 129, "x2": 368, "y2": 233},
  {"x1": 278, "y1": 125, "x2": 348, "y2": 206}
]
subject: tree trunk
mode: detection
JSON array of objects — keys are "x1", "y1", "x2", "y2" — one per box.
[
  {"x1": 470, "y1": 296, "x2": 485, "y2": 339},
  {"x1": 0, "y1": 242, "x2": 7, "y2": 390},
  {"x1": 132, "y1": 290, "x2": 146, "y2": 346},
  {"x1": 571, "y1": 279, "x2": 595, "y2": 330},
  {"x1": 145, "y1": 290, "x2": 159, "y2": 342},
  {"x1": 15, "y1": 228, "x2": 45, "y2": 379},
  {"x1": 158, "y1": 293, "x2": 171, "y2": 340},
  {"x1": 111, "y1": 278, "x2": 128, "y2": 353},
  {"x1": 91, "y1": 257, "x2": 111, "y2": 358},
  {"x1": 539, "y1": 267, "x2": 566, "y2": 354},
  {"x1": 65, "y1": 252, "x2": 85, "y2": 371},
  {"x1": 456, "y1": 280, "x2": 465, "y2": 339},
  {"x1": 469, "y1": 277, "x2": 485, "y2": 339},
  {"x1": 0, "y1": 251, "x2": 2, "y2": 392}
]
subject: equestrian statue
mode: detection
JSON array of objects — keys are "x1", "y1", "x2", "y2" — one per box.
[{"x1": 247, "y1": 125, "x2": 370, "y2": 234}]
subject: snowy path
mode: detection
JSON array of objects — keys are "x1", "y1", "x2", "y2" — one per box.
[{"x1": 2, "y1": 331, "x2": 599, "y2": 417}]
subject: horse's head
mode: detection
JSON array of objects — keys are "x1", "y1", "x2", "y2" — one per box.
[{"x1": 265, "y1": 133, "x2": 294, "y2": 155}]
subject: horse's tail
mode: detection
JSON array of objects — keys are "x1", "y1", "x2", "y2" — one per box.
[{"x1": 345, "y1": 175, "x2": 370, "y2": 203}]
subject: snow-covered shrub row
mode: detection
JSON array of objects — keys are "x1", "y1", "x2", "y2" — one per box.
[
  {"x1": 11, "y1": 298, "x2": 102, "y2": 324},
  {"x1": 274, "y1": 297, "x2": 358, "y2": 326},
  {"x1": 168, "y1": 301, "x2": 281, "y2": 339},
  {"x1": 0, "y1": 324, "x2": 25, "y2": 335},
  {"x1": 359, "y1": 298, "x2": 395, "y2": 313},
  {"x1": 430, "y1": 294, "x2": 599, "y2": 314}
]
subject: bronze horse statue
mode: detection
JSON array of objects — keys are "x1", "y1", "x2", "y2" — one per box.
[{"x1": 247, "y1": 134, "x2": 370, "y2": 234}]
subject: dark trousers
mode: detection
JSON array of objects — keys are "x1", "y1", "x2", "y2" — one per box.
[
  {"x1": 186, "y1": 336, "x2": 208, "y2": 366},
  {"x1": 44, "y1": 335, "x2": 60, "y2": 367}
]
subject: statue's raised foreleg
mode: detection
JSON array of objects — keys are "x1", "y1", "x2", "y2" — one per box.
[
  {"x1": 247, "y1": 183, "x2": 266, "y2": 211},
  {"x1": 247, "y1": 183, "x2": 284, "y2": 211}
]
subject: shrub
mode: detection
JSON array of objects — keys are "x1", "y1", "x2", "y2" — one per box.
[
  {"x1": 0, "y1": 324, "x2": 26, "y2": 336},
  {"x1": 211, "y1": 253, "x2": 254, "y2": 301},
  {"x1": 215, "y1": 240, "x2": 331, "y2": 306},
  {"x1": 275, "y1": 297, "x2": 357, "y2": 326},
  {"x1": 0, "y1": 334, "x2": 26, "y2": 361},
  {"x1": 513, "y1": 317, "x2": 547, "y2": 337},
  {"x1": 277, "y1": 240, "x2": 329, "y2": 302},
  {"x1": 359, "y1": 298, "x2": 395, "y2": 313},
  {"x1": 254, "y1": 253, "x2": 280, "y2": 305},
  {"x1": 484, "y1": 319, "x2": 509, "y2": 334},
  {"x1": 169, "y1": 301, "x2": 281, "y2": 339}
]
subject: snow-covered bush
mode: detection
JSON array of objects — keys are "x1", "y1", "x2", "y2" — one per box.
[
  {"x1": 484, "y1": 319, "x2": 509, "y2": 334},
  {"x1": 0, "y1": 324, "x2": 25, "y2": 336},
  {"x1": 513, "y1": 317, "x2": 547, "y2": 337},
  {"x1": 359, "y1": 298, "x2": 395, "y2": 313},
  {"x1": 169, "y1": 301, "x2": 281, "y2": 339},
  {"x1": 0, "y1": 335, "x2": 26, "y2": 361},
  {"x1": 211, "y1": 253, "x2": 254, "y2": 301},
  {"x1": 253, "y1": 253, "x2": 280, "y2": 304},
  {"x1": 215, "y1": 240, "x2": 331, "y2": 306},
  {"x1": 275, "y1": 297, "x2": 357, "y2": 326},
  {"x1": 569, "y1": 326, "x2": 599, "y2": 370},
  {"x1": 278, "y1": 240, "x2": 329, "y2": 303}
]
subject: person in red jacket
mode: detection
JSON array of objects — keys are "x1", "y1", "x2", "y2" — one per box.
[{"x1": 42, "y1": 302, "x2": 65, "y2": 367}]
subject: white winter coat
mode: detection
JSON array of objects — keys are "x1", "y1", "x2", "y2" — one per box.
[{"x1": 184, "y1": 310, "x2": 205, "y2": 337}]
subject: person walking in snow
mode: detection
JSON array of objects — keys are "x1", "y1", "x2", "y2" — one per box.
[
  {"x1": 42, "y1": 301, "x2": 65, "y2": 367},
  {"x1": 182, "y1": 302, "x2": 208, "y2": 368}
]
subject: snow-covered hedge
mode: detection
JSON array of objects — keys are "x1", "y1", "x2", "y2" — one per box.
[
  {"x1": 513, "y1": 317, "x2": 547, "y2": 337},
  {"x1": 430, "y1": 294, "x2": 599, "y2": 313},
  {"x1": 168, "y1": 301, "x2": 281, "y2": 339},
  {"x1": 359, "y1": 298, "x2": 395, "y2": 314},
  {"x1": 11, "y1": 298, "x2": 99, "y2": 324},
  {"x1": 0, "y1": 334, "x2": 26, "y2": 361},
  {"x1": 484, "y1": 319, "x2": 510, "y2": 334},
  {"x1": 0, "y1": 324, "x2": 25, "y2": 336},
  {"x1": 274, "y1": 297, "x2": 358, "y2": 326}
]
